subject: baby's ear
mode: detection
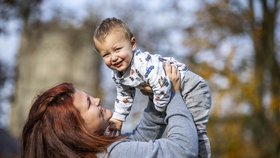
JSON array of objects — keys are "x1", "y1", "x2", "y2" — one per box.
[{"x1": 131, "y1": 37, "x2": 137, "y2": 50}]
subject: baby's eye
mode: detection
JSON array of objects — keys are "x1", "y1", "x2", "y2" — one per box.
[
  {"x1": 115, "y1": 47, "x2": 121, "y2": 52},
  {"x1": 103, "y1": 54, "x2": 109, "y2": 58}
]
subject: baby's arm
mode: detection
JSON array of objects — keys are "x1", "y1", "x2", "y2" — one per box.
[
  {"x1": 111, "y1": 83, "x2": 136, "y2": 131},
  {"x1": 146, "y1": 62, "x2": 172, "y2": 112}
]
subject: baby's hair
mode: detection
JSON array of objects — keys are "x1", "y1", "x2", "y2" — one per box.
[{"x1": 93, "y1": 17, "x2": 133, "y2": 42}]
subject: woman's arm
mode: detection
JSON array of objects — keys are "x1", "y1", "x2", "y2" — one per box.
[
  {"x1": 125, "y1": 96, "x2": 167, "y2": 141},
  {"x1": 105, "y1": 64, "x2": 198, "y2": 158},
  {"x1": 106, "y1": 92, "x2": 198, "y2": 158},
  {"x1": 124, "y1": 63, "x2": 182, "y2": 142}
]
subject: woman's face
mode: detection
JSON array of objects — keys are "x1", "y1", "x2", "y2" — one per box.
[{"x1": 73, "y1": 89, "x2": 112, "y2": 133}]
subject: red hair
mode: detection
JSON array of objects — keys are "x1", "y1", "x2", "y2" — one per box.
[{"x1": 22, "y1": 83, "x2": 121, "y2": 158}]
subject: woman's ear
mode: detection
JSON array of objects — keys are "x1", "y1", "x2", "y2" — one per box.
[{"x1": 131, "y1": 37, "x2": 137, "y2": 51}]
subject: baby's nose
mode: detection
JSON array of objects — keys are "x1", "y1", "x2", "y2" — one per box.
[{"x1": 112, "y1": 54, "x2": 118, "y2": 61}]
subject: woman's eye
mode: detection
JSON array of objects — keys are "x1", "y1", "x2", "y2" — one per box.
[{"x1": 87, "y1": 97, "x2": 91, "y2": 109}]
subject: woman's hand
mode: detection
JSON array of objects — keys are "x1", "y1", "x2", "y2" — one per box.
[
  {"x1": 140, "y1": 62, "x2": 180, "y2": 95},
  {"x1": 164, "y1": 62, "x2": 180, "y2": 92}
]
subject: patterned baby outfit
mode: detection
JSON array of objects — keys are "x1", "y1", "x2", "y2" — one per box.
[{"x1": 112, "y1": 49, "x2": 212, "y2": 158}]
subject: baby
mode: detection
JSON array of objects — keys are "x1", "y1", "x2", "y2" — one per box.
[{"x1": 93, "y1": 17, "x2": 212, "y2": 158}]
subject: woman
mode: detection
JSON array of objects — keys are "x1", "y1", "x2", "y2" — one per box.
[{"x1": 22, "y1": 63, "x2": 198, "y2": 158}]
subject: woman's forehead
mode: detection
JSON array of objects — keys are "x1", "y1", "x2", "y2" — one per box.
[{"x1": 73, "y1": 90, "x2": 87, "y2": 108}]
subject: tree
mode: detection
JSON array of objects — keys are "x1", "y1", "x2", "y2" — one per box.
[
  {"x1": 0, "y1": 61, "x2": 7, "y2": 92},
  {"x1": 0, "y1": 59, "x2": 12, "y2": 127},
  {"x1": 0, "y1": 0, "x2": 43, "y2": 34},
  {"x1": 184, "y1": 0, "x2": 280, "y2": 157}
]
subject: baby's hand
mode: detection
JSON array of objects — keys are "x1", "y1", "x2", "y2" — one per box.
[
  {"x1": 140, "y1": 85, "x2": 153, "y2": 98},
  {"x1": 108, "y1": 118, "x2": 123, "y2": 136}
]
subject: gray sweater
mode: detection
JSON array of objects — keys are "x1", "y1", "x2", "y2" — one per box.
[{"x1": 98, "y1": 92, "x2": 198, "y2": 158}]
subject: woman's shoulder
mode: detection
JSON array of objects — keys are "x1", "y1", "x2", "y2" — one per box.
[
  {"x1": 104, "y1": 139, "x2": 154, "y2": 158},
  {"x1": 96, "y1": 140, "x2": 123, "y2": 158}
]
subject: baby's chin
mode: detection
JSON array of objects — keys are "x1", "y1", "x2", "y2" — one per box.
[{"x1": 109, "y1": 67, "x2": 119, "y2": 72}]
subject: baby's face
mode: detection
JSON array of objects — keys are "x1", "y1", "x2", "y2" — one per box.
[{"x1": 94, "y1": 28, "x2": 136, "y2": 74}]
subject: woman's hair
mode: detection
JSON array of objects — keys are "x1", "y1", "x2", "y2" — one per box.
[
  {"x1": 93, "y1": 17, "x2": 134, "y2": 42},
  {"x1": 22, "y1": 83, "x2": 121, "y2": 158}
]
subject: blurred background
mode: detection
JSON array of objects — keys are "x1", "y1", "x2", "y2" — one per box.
[{"x1": 0, "y1": 0, "x2": 279, "y2": 157}]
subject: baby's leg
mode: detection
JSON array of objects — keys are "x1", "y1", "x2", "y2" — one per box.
[{"x1": 181, "y1": 77, "x2": 212, "y2": 158}]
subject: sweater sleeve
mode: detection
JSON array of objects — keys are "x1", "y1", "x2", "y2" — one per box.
[
  {"x1": 106, "y1": 92, "x2": 198, "y2": 158},
  {"x1": 125, "y1": 97, "x2": 167, "y2": 141}
]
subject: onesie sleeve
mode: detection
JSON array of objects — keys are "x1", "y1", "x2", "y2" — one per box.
[
  {"x1": 112, "y1": 82, "x2": 136, "y2": 122},
  {"x1": 144, "y1": 54, "x2": 172, "y2": 112}
]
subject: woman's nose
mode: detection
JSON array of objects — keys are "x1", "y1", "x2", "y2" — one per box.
[{"x1": 91, "y1": 97, "x2": 100, "y2": 106}]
